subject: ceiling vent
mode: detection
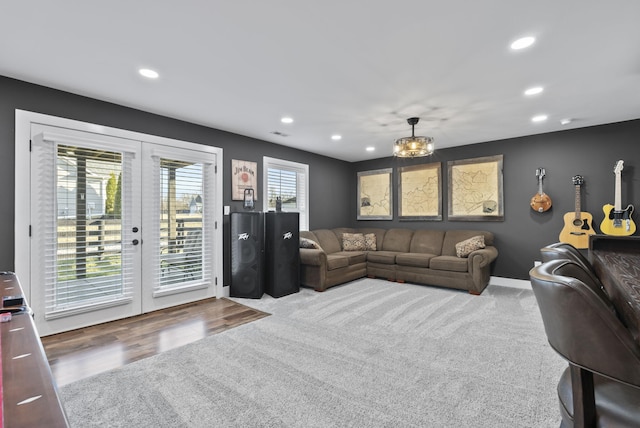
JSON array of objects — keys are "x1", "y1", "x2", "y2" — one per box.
[{"x1": 271, "y1": 131, "x2": 290, "y2": 137}]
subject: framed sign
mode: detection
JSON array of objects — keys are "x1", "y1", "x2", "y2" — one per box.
[
  {"x1": 231, "y1": 159, "x2": 258, "y2": 201},
  {"x1": 447, "y1": 154, "x2": 504, "y2": 221},
  {"x1": 357, "y1": 168, "x2": 393, "y2": 220},
  {"x1": 398, "y1": 162, "x2": 442, "y2": 221}
]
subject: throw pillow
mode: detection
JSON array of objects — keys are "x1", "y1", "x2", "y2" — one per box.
[
  {"x1": 364, "y1": 233, "x2": 377, "y2": 251},
  {"x1": 455, "y1": 235, "x2": 485, "y2": 258},
  {"x1": 300, "y1": 237, "x2": 321, "y2": 250},
  {"x1": 342, "y1": 233, "x2": 366, "y2": 251}
]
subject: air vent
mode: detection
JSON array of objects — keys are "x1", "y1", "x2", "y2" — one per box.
[{"x1": 270, "y1": 131, "x2": 289, "y2": 137}]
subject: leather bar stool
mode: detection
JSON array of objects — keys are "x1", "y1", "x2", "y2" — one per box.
[{"x1": 530, "y1": 259, "x2": 640, "y2": 427}]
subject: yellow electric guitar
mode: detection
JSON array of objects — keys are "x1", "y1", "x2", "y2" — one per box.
[
  {"x1": 559, "y1": 175, "x2": 595, "y2": 248},
  {"x1": 600, "y1": 160, "x2": 636, "y2": 236}
]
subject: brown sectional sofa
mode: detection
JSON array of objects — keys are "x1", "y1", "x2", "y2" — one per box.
[{"x1": 299, "y1": 227, "x2": 498, "y2": 295}]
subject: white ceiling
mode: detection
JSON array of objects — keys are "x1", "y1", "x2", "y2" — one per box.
[{"x1": 2, "y1": 1, "x2": 640, "y2": 162}]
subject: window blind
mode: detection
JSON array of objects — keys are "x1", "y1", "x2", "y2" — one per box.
[
  {"x1": 148, "y1": 153, "x2": 214, "y2": 296},
  {"x1": 263, "y1": 157, "x2": 309, "y2": 230},
  {"x1": 33, "y1": 135, "x2": 135, "y2": 319}
]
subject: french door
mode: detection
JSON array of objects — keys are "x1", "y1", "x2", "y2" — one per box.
[
  {"x1": 140, "y1": 143, "x2": 216, "y2": 312},
  {"x1": 26, "y1": 118, "x2": 220, "y2": 336}
]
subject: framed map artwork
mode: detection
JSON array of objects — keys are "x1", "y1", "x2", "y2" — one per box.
[
  {"x1": 357, "y1": 168, "x2": 393, "y2": 220},
  {"x1": 447, "y1": 154, "x2": 504, "y2": 221},
  {"x1": 231, "y1": 159, "x2": 258, "y2": 201},
  {"x1": 398, "y1": 162, "x2": 442, "y2": 221}
]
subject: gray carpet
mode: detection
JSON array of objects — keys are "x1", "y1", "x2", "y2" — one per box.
[{"x1": 60, "y1": 279, "x2": 566, "y2": 427}]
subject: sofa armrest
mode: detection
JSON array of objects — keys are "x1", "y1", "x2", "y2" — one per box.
[
  {"x1": 300, "y1": 248, "x2": 327, "y2": 267},
  {"x1": 466, "y1": 246, "x2": 498, "y2": 294},
  {"x1": 467, "y1": 246, "x2": 498, "y2": 269}
]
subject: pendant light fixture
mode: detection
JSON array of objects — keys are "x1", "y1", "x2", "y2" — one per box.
[{"x1": 393, "y1": 117, "x2": 434, "y2": 157}]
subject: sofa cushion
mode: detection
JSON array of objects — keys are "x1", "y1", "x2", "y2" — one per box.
[
  {"x1": 364, "y1": 233, "x2": 377, "y2": 251},
  {"x1": 333, "y1": 251, "x2": 367, "y2": 265},
  {"x1": 300, "y1": 237, "x2": 322, "y2": 249},
  {"x1": 381, "y1": 228, "x2": 414, "y2": 252},
  {"x1": 343, "y1": 233, "x2": 366, "y2": 251},
  {"x1": 395, "y1": 252, "x2": 436, "y2": 268},
  {"x1": 455, "y1": 235, "x2": 485, "y2": 257},
  {"x1": 312, "y1": 229, "x2": 343, "y2": 254},
  {"x1": 356, "y1": 228, "x2": 386, "y2": 251},
  {"x1": 409, "y1": 230, "x2": 446, "y2": 254},
  {"x1": 429, "y1": 255, "x2": 468, "y2": 272},
  {"x1": 367, "y1": 250, "x2": 401, "y2": 265},
  {"x1": 442, "y1": 230, "x2": 494, "y2": 257},
  {"x1": 332, "y1": 228, "x2": 357, "y2": 249},
  {"x1": 326, "y1": 254, "x2": 349, "y2": 270}
]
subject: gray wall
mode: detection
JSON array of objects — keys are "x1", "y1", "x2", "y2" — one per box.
[
  {"x1": 0, "y1": 76, "x2": 352, "y2": 284},
  {"x1": 353, "y1": 120, "x2": 640, "y2": 279},
  {"x1": 1, "y1": 75, "x2": 639, "y2": 282}
]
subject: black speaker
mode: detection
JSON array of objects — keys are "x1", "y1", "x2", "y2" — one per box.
[
  {"x1": 265, "y1": 212, "x2": 300, "y2": 298},
  {"x1": 230, "y1": 212, "x2": 264, "y2": 298}
]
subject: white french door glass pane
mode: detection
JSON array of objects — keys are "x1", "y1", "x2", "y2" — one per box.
[
  {"x1": 142, "y1": 143, "x2": 215, "y2": 311},
  {"x1": 51, "y1": 144, "x2": 132, "y2": 314},
  {"x1": 158, "y1": 158, "x2": 204, "y2": 288}
]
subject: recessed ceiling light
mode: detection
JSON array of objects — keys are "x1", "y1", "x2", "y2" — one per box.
[
  {"x1": 331, "y1": 135, "x2": 342, "y2": 141},
  {"x1": 511, "y1": 36, "x2": 535, "y2": 50},
  {"x1": 531, "y1": 114, "x2": 548, "y2": 123},
  {"x1": 524, "y1": 86, "x2": 544, "y2": 96},
  {"x1": 281, "y1": 117, "x2": 294, "y2": 124},
  {"x1": 366, "y1": 147, "x2": 375, "y2": 152},
  {"x1": 139, "y1": 68, "x2": 159, "y2": 79},
  {"x1": 560, "y1": 118, "x2": 573, "y2": 125}
]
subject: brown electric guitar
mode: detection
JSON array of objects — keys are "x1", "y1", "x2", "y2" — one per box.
[
  {"x1": 530, "y1": 168, "x2": 552, "y2": 212},
  {"x1": 559, "y1": 175, "x2": 595, "y2": 249}
]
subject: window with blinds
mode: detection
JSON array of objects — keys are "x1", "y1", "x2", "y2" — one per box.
[
  {"x1": 144, "y1": 148, "x2": 214, "y2": 298},
  {"x1": 263, "y1": 157, "x2": 309, "y2": 230},
  {"x1": 158, "y1": 159, "x2": 205, "y2": 288},
  {"x1": 36, "y1": 140, "x2": 135, "y2": 319}
]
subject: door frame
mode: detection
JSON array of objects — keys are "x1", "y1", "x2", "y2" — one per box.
[{"x1": 15, "y1": 110, "x2": 224, "y2": 327}]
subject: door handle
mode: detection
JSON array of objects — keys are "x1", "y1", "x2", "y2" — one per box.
[{"x1": 132, "y1": 239, "x2": 140, "y2": 246}]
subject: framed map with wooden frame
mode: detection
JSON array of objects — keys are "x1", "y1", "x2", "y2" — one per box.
[
  {"x1": 447, "y1": 154, "x2": 504, "y2": 221},
  {"x1": 357, "y1": 168, "x2": 393, "y2": 220},
  {"x1": 398, "y1": 162, "x2": 442, "y2": 221},
  {"x1": 231, "y1": 159, "x2": 258, "y2": 201}
]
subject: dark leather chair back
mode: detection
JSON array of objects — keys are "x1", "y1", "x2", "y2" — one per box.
[
  {"x1": 529, "y1": 259, "x2": 640, "y2": 387},
  {"x1": 540, "y1": 242, "x2": 604, "y2": 293}
]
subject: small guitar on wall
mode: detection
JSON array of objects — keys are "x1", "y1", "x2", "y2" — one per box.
[
  {"x1": 530, "y1": 168, "x2": 552, "y2": 213},
  {"x1": 559, "y1": 175, "x2": 595, "y2": 249},
  {"x1": 600, "y1": 160, "x2": 636, "y2": 236}
]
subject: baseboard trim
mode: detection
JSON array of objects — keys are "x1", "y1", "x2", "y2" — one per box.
[{"x1": 490, "y1": 276, "x2": 531, "y2": 290}]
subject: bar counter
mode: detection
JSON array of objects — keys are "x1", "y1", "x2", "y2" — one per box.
[
  {"x1": 589, "y1": 235, "x2": 640, "y2": 345},
  {"x1": 1, "y1": 272, "x2": 69, "y2": 427}
]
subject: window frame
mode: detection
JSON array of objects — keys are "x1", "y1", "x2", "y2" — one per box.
[{"x1": 262, "y1": 156, "x2": 309, "y2": 230}]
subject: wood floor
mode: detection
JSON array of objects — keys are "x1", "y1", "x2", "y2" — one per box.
[{"x1": 41, "y1": 298, "x2": 269, "y2": 387}]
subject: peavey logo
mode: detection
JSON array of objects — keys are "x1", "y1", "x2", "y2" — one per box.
[
  {"x1": 283, "y1": 231, "x2": 293, "y2": 240},
  {"x1": 238, "y1": 233, "x2": 250, "y2": 240}
]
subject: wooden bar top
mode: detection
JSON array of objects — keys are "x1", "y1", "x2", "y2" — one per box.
[
  {"x1": 1, "y1": 272, "x2": 69, "y2": 428},
  {"x1": 589, "y1": 235, "x2": 640, "y2": 345}
]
